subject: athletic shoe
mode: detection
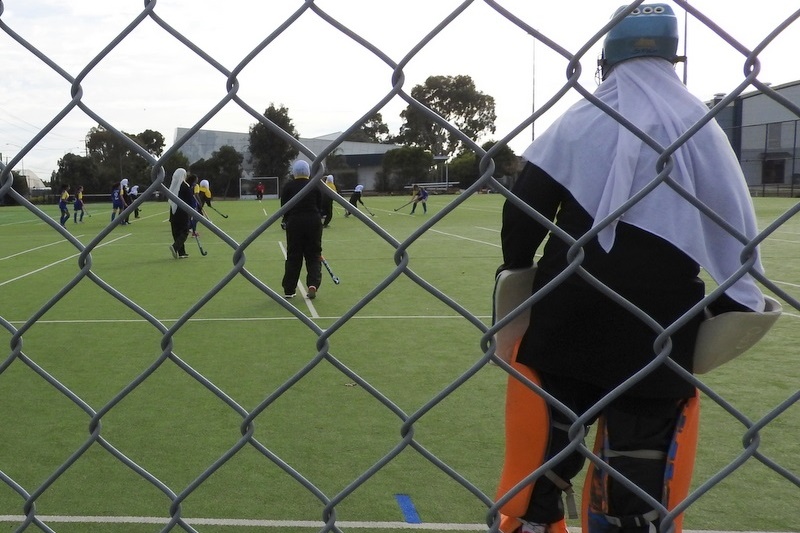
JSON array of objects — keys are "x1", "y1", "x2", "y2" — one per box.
[
  {"x1": 192, "y1": 231, "x2": 199, "y2": 237},
  {"x1": 307, "y1": 286, "x2": 317, "y2": 299},
  {"x1": 169, "y1": 245, "x2": 178, "y2": 259},
  {"x1": 179, "y1": 254, "x2": 189, "y2": 259},
  {"x1": 284, "y1": 293, "x2": 296, "y2": 299}
]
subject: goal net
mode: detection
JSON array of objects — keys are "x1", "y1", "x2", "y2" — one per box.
[{"x1": 240, "y1": 176, "x2": 279, "y2": 200}]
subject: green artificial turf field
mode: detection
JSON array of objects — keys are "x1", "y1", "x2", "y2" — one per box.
[{"x1": 0, "y1": 194, "x2": 797, "y2": 532}]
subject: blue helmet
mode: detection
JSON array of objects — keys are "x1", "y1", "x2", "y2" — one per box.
[{"x1": 599, "y1": 3, "x2": 680, "y2": 80}]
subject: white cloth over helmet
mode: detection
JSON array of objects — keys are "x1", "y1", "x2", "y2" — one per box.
[
  {"x1": 168, "y1": 168, "x2": 186, "y2": 214},
  {"x1": 292, "y1": 160, "x2": 310, "y2": 177},
  {"x1": 522, "y1": 58, "x2": 764, "y2": 311}
]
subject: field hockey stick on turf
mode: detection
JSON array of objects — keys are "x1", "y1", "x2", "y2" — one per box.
[
  {"x1": 320, "y1": 256, "x2": 340, "y2": 284},
  {"x1": 393, "y1": 200, "x2": 413, "y2": 212},
  {"x1": 362, "y1": 204, "x2": 375, "y2": 216},
  {"x1": 194, "y1": 233, "x2": 208, "y2": 256},
  {"x1": 208, "y1": 205, "x2": 229, "y2": 218}
]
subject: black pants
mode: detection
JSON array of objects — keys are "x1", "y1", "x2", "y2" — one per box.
[
  {"x1": 282, "y1": 214, "x2": 323, "y2": 294},
  {"x1": 524, "y1": 371, "x2": 683, "y2": 532},
  {"x1": 170, "y1": 215, "x2": 189, "y2": 255}
]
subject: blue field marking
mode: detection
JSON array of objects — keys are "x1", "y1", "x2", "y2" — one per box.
[{"x1": 394, "y1": 493, "x2": 422, "y2": 524}]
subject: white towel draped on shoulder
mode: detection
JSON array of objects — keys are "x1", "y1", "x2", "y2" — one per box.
[{"x1": 523, "y1": 58, "x2": 764, "y2": 311}]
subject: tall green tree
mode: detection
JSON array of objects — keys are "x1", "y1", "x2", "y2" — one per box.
[
  {"x1": 346, "y1": 112, "x2": 391, "y2": 143},
  {"x1": 380, "y1": 146, "x2": 433, "y2": 192},
  {"x1": 249, "y1": 104, "x2": 300, "y2": 178},
  {"x1": 399, "y1": 75, "x2": 496, "y2": 158}
]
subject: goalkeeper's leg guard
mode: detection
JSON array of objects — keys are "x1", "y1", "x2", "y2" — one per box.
[
  {"x1": 581, "y1": 391, "x2": 700, "y2": 533},
  {"x1": 495, "y1": 349, "x2": 575, "y2": 533}
]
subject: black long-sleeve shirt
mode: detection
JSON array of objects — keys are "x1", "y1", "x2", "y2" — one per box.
[{"x1": 501, "y1": 163, "x2": 708, "y2": 398}]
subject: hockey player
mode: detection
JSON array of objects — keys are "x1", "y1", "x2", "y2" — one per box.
[
  {"x1": 409, "y1": 184, "x2": 428, "y2": 214},
  {"x1": 494, "y1": 4, "x2": 766, "y2": 533}
]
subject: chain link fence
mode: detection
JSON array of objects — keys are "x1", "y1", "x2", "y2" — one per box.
[{"x1": 1, "y1": 1, "x2": 799, "y2": 532}]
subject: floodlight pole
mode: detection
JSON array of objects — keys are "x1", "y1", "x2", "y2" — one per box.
[{"x1": 532, "y1": 37, "x2": 536, "y2": 140}]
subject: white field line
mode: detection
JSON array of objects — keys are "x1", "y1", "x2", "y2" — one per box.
[
  {"x1": 0, "y1": 218, "x2": 43, "y2": 227},
  {"x1": 0, "y1": 236, "x2": 85, "y2": 261},
  {"x1": 428, "y1": 228, "x2": 500, "y2": 248},
  {"x1": 0, "y1": 516, "x2": 488, "y2": 530},
  {"x1": 278, "y1": 240, "x2": 320, "y2": 318},
  {"x1": 0, "y1": 517, "x2": 785, "y2": 533},
  {"x1": 5, "y1": 315, "x2": 493, "y2": 326},
  {"x1": 0, "y1": 234, "x2": 131, "y2": 288}
]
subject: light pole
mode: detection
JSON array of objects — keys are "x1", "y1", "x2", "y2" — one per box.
[
  {"x1": 433, "y1": 155, "x2": 448, "y2": 187},
  {"x1": 532, "y1": 37, "x2": 536, "y2": 141}
]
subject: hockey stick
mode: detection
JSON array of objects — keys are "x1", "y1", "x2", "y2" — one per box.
[
  {"x1": 362, "y1": 203, "x2": 375, "y2": 216},
  {"x1": 208, "y1": 205, "x2": 229, "y2": 218},
  {"x1": 194, "y1": 233, "x2": 208, "y2": 256},
  {"x1": 393, "y1": 200, "x2": 413, "y2": 211},
  {"x1": 320, "y1": 255, "x2": 340, "y2": 284}
]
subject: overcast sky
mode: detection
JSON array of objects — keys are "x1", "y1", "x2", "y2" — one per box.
[{"x1": 2, "y1": 0, "x2": 799, "y2": 181}]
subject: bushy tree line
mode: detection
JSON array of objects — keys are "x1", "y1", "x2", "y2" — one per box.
[{"x1": 50, "y1": 74, "x2": 515, "y2": 197}]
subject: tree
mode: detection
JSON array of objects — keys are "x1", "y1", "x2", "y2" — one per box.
[
  {"x1": 249, "y1": 104, "x2": 300, "y2": 178},
  {"x1": 84, "y1": 125, "x2": 166, "y2": 188},
  {"x1": 346, "y1": 112, "x2": 391, "y2": 143},
  {"x1": 447, "y1": 142, "x2": 519, "y2": 190},
  {"x1": 380, "y1": 146, "x2": 433, "y2": 192},
  {"x1": 0, "y1": 169, "x2": 28, "y2": 206},
  {"x1": 481, "y1": 140, "x2": 518, "y2": 186},
  {"x1": 323, "y1": 149, "x2": 358, "y2": 191},
  {"x1": 398, "y1": 75, "x2": 497, "y2": 158},
  {"x1": 191, "y1": 145, "x2": 243, "y2": 198},
  {"x1": 162, "y1": 151, "x2": 191, "y2": 184},
  {"x1": 447, "y1": 151, "x2": 479, "y2": 190},
  {"x1": 51, "y1": 153, "x2": 100, "y2": 193}
]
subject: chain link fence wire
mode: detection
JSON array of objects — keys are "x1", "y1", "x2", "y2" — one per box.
[{"x1": 1, "y1": 1, "x2": 799, "y2": 532}]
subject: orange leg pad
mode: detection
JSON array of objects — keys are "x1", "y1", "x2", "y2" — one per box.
[
  {"x1": 663, "y1": 390, "x2": 700, "y2": 533},
  {"x1": 496, "y1": 359, "x2": 550, "y2": 518}
]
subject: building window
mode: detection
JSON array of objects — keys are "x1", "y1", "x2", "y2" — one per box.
[{"x1": 762, "y1": 159, "x2": 785, "y2": 184}]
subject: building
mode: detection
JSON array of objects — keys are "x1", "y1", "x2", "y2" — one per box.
[
  {"x1": 174, "y1": 128, "x2": 402, "y2": 192},
  {"x1": 711, "y1": 80, "x2": 800, "y2": 191}
]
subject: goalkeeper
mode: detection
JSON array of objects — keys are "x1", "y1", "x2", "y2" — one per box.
[{"x1": 495, "y1": 5, "x2": 765, "y2": 533}]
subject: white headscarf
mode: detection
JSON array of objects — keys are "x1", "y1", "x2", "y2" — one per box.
[
  {"x1": 325, "y1": 174, "x2": 334, "y2": 183},
  {"x1": 523, "y1": 58, "x2": 764, "y2": 311},
  {"x1": 200, "y1": 179, "x2": 209, "y2": 189},
  {"x1": 168, "y1": 168, "x2": 186, "y2": 214}
]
